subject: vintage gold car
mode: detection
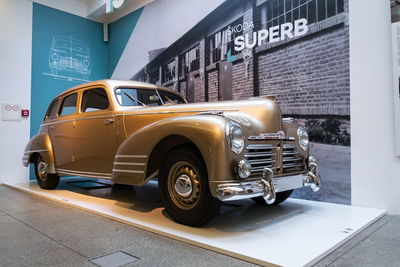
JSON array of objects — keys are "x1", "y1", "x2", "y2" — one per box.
[{"x1": 23, "y1": 80, "x2": 321, "y2": 226}]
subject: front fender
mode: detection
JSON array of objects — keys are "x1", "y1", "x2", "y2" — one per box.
[
  {"x1": 23, "y1": 132, "x2": 56, "y2": 173},
  {"x1": 112, "y1": 115, "x2": 235, "y2": 189}
]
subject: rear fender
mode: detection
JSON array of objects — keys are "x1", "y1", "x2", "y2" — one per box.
[{"x1": 23, "y1": 133, "x2": 56, "y2": 174}]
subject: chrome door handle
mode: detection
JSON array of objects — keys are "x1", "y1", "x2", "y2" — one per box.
[
  {"x1": 49, "y1": 126, "x2": 55, "y2": 130},
  {"x1": 103, "y1": 119, "x2": 114, "y2": 125}
]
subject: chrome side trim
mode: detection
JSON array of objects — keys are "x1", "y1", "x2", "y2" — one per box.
[
  {"x1": 115, "y1": 155, "x2": 147, "y2": 159},
  {"x1": 42, "y1": 115, "x2": 116, "y2": 126},
  {"x1": 24, "y1": 149, "x2": 48, "y2": 153},
  {"x1": 58, "y1": 171, "x2": 111, "y2": 179},
  {"x1": 113, "y1": 162, "x2": 145, "y2": 166},
  {"x1": 41, "y1": 109, "x2": 238, "y2": 126},
  {"x1": 112, "y1": 169, "x2": 144, "y2": 174},
  {"x1": 123, "y1": 109, "x2": 238, "y2": 116},
  {"x1": 42, "y1": 120, "x2": 74, "y2": 126},
  {"x1": 57, "y1": 168, "x2": 112, "y2": 177}
]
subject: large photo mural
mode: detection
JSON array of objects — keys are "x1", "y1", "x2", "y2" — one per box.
[
  {"x1": 111, "y1": 0, "x2": 350, "y2": 204},
  {"x1": 30, "y1": 0, "x2": 350, "y2": 204}
]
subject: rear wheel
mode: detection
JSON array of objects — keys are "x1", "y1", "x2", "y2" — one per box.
[
  {"x1": 251, "y1": 190, "x2": 293, "y2": 205},
  {"x1": 34, "y1": 155, "x2": 59, "y2": 189},
  {"x1": 159, "y1": 148, "x2": 220, "y2": 226}
]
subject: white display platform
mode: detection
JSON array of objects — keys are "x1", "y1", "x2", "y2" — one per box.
[{"x1": 3, "y1": 178, "x2": 385, "y2": 267}]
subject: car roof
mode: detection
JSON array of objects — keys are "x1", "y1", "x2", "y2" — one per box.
[{"x1": 55, "y1": 79, "x2": 181, "y2": 99}]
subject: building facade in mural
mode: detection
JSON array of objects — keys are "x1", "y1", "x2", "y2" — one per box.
[{"x1": 132, "y1": 0, "x2": 350, "y2": 145}]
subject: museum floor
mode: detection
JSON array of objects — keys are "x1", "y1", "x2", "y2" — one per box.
[{"x1": 0, "y1": 185, "x2": 399, "y2": 267}]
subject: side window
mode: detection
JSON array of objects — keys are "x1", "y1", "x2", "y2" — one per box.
[
  {"x1": 46, "y1": 99, "x2": 59, "y2": 119},
  {"x1": 81, "y1": 88, "x2": 109, "y2": 112},
  {"x1": 59, "y1": 93, "x2": 77, "y2": 116}
]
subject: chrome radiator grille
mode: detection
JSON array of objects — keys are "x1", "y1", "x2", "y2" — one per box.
[
  {"x1": 245, "y1": 144, "x2": 276, "y2": 176},
  {"x1": 245, "y1": 142, "x2": 305, "y2": 176},
  {"x1": 282, "y1": 144, "x2": 304, "y2": 173}
]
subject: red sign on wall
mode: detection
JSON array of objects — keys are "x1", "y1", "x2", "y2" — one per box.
[{"x1": 21, "y1": 109, "x2": 29, "y2": 117}]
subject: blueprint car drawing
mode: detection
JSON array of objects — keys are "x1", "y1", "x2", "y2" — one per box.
[{"x1": 45, "y1": 36, "x2": 91, "y2": 82}]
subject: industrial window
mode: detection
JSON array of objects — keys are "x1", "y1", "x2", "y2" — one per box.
[
  {"x1": 259, "y1": 0, "x2": 344, "y2": 29},
  {"x1": 59, "y1": 93, "x2": 77, "y2": 116},
  {"x1": 208, "y1": 18, "x2": 242, "y2": 65},
  {"x1": 163, "y1": 59, "x2": 176, "y2": 83},
  {"x1": 180, "y1": 45, "x2": 200, "y2": 76},
  {"x1": 81, "y1": 88, "x2": 109, "y2": 112},
  {"x1": 150, "y1": 68, "x2": 160, "y2": 85}
]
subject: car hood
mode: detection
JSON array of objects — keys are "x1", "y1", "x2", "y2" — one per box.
[{"x1": 122, "y1": 97, "x2": 283, "y2": 136}]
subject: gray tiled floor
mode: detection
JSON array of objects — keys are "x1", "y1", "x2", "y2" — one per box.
[
  {"x1": 0, "y1": 184, "x2": 399, "y2": 267},
  {"x1": 0, "y1": 185, "x2": 257, "y2": 267}
]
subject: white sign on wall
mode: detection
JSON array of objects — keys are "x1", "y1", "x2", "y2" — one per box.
[
  {"x1": 106, "y1": 0, "x2": 125, "y2": 14},
  {"x1": 1, "y1": 102, "x2": 21, "y2": 122}
]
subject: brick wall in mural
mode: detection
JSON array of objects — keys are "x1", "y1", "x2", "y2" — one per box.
[{"x1": 132, "y1": 0, "x2": 350, "y2": 147}]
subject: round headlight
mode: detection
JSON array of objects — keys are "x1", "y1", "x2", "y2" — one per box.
[
  {"x1": 225, "y1": 121, "x2": 245, "y2": 154},
  {"x1": 51, "y1": 52, "x2": 59, "y2": 61},
  {"x1": 297, "y1": 126, "x2": 309, "y2": 151},
  {"x1": 237, "y1": 159, "x2": 252, "y2": 179}
]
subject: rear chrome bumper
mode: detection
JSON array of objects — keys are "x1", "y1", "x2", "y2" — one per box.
[{"x1": 215, "y1": 163, "x2": 321, "y2": 202}]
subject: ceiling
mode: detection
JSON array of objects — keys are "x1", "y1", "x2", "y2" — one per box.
[{"x1": 31, "y1": 0, "x2": 154, "y2": 23}]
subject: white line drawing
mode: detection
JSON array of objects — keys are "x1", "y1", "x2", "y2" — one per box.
[{"x1": 43, "y1": 35, "x2": 91, "y2": 83}]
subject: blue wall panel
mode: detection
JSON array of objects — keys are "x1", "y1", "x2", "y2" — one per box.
[{"x1": 30, "y1": 3, "x2": 108, "y2": 178}]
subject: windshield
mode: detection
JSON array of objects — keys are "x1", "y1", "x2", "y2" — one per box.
[{"x1": 115, "y1": 88, "x2": 186, "y2": 106}]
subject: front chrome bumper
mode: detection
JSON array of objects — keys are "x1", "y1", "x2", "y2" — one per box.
[{"x1": 215, "y1": 163, "x2": 321, "y2": 202}]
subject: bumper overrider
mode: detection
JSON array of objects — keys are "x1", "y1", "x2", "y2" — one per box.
[{"x1": 215, "y1": 156, "x2": 321, "y2": 202}]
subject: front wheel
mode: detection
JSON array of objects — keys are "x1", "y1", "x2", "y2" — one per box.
[
  {"x1": 34, "y1": 155, "x2": 59, "y2": 189},
  {"x1": 159, "y1": 148, "x2": 220, "y2": 226},
  {"x1": 251, "y1": 190, "x2": 293, "y2": 205}
]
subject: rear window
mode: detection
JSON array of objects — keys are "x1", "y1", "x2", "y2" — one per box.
[{"x1": 59, "y1": 93, "x2": 77, "y2": 116}]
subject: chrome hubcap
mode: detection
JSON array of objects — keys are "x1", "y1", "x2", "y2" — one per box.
[
  {"x1": 38, "y1": 161, "x2": 47, "y2": 175},
  {"x1": 168, "y1": 161, "x2": 200, "y2": 210},
  {"x1": 174, "y1": 174, "x2": 193, "y2": 197}
]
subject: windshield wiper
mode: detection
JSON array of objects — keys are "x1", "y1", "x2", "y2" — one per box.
[
  {"x1": 163, "y1": 95, "x2": 175, "y2": 105},
  {"x1": 124, "y1": 92, "x2": 147, "y2": 106}
]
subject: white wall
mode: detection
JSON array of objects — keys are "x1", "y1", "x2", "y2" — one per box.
[
  {"x1": 0, "y1": 0, "x2": 33, "y2": 181},
  {"x1": 30, "y1": 0, "x2": 88, "y2": 18},
  {"x1": 351, "y1": 0, "x2": 400, "y2": 214}
]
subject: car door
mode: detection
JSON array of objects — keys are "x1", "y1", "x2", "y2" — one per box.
[
  {"x1": 74, "y1": 87, "x2": 115, "y2": 176},
  {"x1": 49, "y1": 92, "x2": 78, "y2": 171}
]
